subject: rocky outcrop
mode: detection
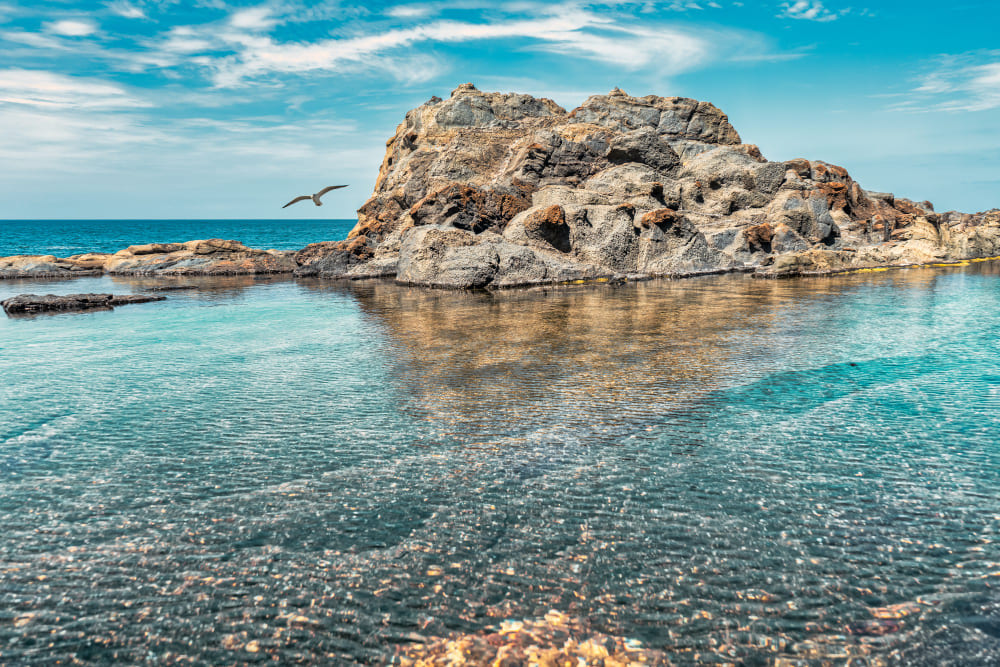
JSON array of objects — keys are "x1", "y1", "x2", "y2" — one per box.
[
  {"x1": 295, "y1": 83, "x2": 1000, "y2": 286},
  {"x1": 0, "y1": 254, "x2": 109, "y2": 279},
  {"x1": 3, "y1": 85, "x2": 998, "y2": 289},
  {"x1": 1, "y1": 293, "x2": 165, "y2": 315},
  {"x1": 0, "y1": 240, "x2": 298, "y2": 280},
  {"x1": 105, "y1": 239, "x2": 296, "y2": 276}
]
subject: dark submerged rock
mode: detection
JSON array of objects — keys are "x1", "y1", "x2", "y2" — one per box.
[{"x1": 1, "y1": 293, "x2": 165, "y2": 316}]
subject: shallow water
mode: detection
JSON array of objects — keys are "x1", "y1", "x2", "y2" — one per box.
[{"x1": 1, "y1": 265, "x2": 999, "y2": 665}]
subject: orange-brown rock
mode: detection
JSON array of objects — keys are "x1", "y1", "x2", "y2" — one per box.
[
  {"x1": 0, "y1": 254, "x2": 111, "y2": 279},
  {"x1": 744, "y1": 222, "x2": 775, "y2": 252},
  {"x1": 638, "y1": 208, "x2": 681, "y2": 228},
  {"x1": 104, "y1": 239, "x2": 296, "y2": 276},
  {"x1": 523, "y1": 204, "x2": 571, "y2": 252}
]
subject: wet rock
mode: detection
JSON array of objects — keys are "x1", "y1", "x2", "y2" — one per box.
[
  {"x1": 1, "y1": 293, "x2": 165, "y2": 315},
  {"x1": 293, "y1": 237, "x2": 377, "y2": 278}
]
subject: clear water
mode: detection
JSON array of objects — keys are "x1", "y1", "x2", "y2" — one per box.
[
  {"x1": 1, "y1": 265, "x2": 999, "y2": 665},
  {"x1": 0, "y1": 219, "x2": 357, "y2": 256}
]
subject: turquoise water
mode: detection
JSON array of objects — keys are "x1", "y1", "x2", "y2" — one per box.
[
  {"x1": 1, "y1": 265, "x2": 999, "y2": 664},
  {"x1": 0, "y1": 219, "x2": 357, "y2": 256}
]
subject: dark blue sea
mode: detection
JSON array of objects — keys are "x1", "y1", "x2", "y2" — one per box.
[
  {"x1": 1, "y1": 221, "x2": 999, "y2": 664},
  {"x1": 0, "y1": 219, "x2": 358, "y2": 256}
]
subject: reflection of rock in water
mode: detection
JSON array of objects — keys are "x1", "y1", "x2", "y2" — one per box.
[
  {"x1": 320, "y1": 271, "x2": 946, "y2": 448},
  {"x1": 340, "y1": 277, "x2": 762, "y2": 442},
  {"x1": 109, "y1": 273, "x2": 291, "y2": 298}
]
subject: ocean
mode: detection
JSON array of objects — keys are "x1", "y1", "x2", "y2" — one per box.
[
  {"x1": 1, "y1": 222, "x2": 998, "y2": 664},
  {"x1": 0, "y1": 219, "x2": 358, "y2": 257}
]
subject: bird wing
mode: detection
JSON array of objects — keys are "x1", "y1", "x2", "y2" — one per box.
[
  {"x1": 282, "y1": 195, "x2": 312, "y2": 209},
  {"x1": 315, "y1": 185, "x2": 348, "y2": 200}
]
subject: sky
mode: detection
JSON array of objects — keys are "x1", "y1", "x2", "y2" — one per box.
[{"x1": 0, "y1": 0, "x2": 998, "y2": 220}]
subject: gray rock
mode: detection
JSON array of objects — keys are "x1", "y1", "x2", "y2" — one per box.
[{"x1": 2, "y1": 293, "x2": 165, "y2": 316}]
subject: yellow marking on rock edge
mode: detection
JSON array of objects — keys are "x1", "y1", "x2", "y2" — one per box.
[{"x1": 842, "y1": 255, "x2": 1000, "y2": 276}]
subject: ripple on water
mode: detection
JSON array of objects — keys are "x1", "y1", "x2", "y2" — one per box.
[{"x1": 1, "y1": 265, "x2": 1000, "y2": 664}]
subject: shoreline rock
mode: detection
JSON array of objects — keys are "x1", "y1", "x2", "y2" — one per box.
[
  {"x1": 0, "y1": 254, "x2": 109, "y2": 280},
  {"x1": 1, "y1": 293, "x2": 166, "y2": 316},
  {"x1": 105, "y1": 239, "x2": 297, "y2": 276},
  {"x1": 2, "y1": 85, "x2": 998, "y2": 289}
]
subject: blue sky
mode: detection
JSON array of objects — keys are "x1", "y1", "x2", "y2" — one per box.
[{"x1": 0, "y1": 0, "x2": 998, "y2": 219}]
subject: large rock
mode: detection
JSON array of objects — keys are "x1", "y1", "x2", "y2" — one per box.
[
  {"x1": 104, "y1": 239, "x2": 297, "y2": 276},
  {"x1": 298, "y1": 83, "x2": 1000, "y2": 287}
]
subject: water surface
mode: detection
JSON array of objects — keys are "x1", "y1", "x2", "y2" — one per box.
[
  {"x1": 0, "y1": 219, "x2": 356, "y2": 256},
  {"x1": 1, "y1": 265, "x2": 998, "y2": 665}
]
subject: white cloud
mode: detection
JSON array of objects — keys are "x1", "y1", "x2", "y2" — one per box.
[
  {"x1": 386, "y1": 5, "x2": 432, "y2": 18},
  {"x1": 107, "y1": 1, "x2": 147, "y2": 19},
  {"x1": 1, "y1": 29, "x2": 70, "y2": 49},
  {"x1": 0, "y1": 69, "x2": 151, "y2": 109},
  {"x1": 0, "y1": 98, "x2": 362, "y2": 185},
  {"x1": 159, "y1": 26, "x2": 216, "y2": 54},
  {"x1": 778, "y1": 1, "x2": 841, "y2": 22},
  {"x1": 902, "y1": 56, "x2": 1000, "y2": 113},
  {"x1": 229, "y1": 6, "x2": 276, "y2": 30},
  {"x1": 152, "y1": 4, "x2": 772, "y2": 87},
  {"x1": 45, "y1": 19, "x2": 99, "y2": 36}
]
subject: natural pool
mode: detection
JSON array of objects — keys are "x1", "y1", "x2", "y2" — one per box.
[{"x1": 1, "y1": 265, "x2": 998, "y2": 664}]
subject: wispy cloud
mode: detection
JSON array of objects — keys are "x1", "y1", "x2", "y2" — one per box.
[
  {"x1": 0, "y1": 69, "x2": 150, "y2": 108},
  {"x1": 778, "y1": 1, "x2": 842, "y2": 22},
  {"x1": 386, "y1": 5, "x2": 432, "y2": 19},
  {"x1": 107, "y1": 1, "x2": 147, "y2": 19},
  {"x1": 138, "y1": 2, "x2": 776, "y2": 87},
  {"x1": 0, "y1": 2, "x2": 18, "y2": 23},
  {"x1": 899, "y1": 53, "x2": 1000, "y2": 112},
  {"x1": 229, "y1": 6, "x2": 277, "y2": 30}
]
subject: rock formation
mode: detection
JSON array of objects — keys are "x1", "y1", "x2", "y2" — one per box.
[
  {"x1": 294, "y1": 84, "x2": 1000, "y2": 287},
  {"x1": 2, "y1": 85, "x2": 998, "y2": 288},
  {"x1": 0, "y1": 240, "x2": 296, "y2": 281},
  {"x1": 104, "y1": 239, "x2": 296, "y2": 276},
  {"x1": 1, "y1": 293, "x2": 165, "y2": 315},
  {"x1": 0, "y1": 253, "x2": 109, "y2": 280}
]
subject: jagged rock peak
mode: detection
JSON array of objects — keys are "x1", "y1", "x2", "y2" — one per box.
[{"x1": 451, "y1": 82, "x2": 479, "y2": 96}]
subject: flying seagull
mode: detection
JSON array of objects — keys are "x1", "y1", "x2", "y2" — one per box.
[{"x1": 282, "y1": 185, "x2": 348, "y2": 208}]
